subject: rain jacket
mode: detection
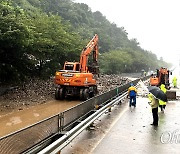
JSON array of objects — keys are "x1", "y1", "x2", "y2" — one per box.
[
  {"x1": 128, "y1": 86, "x2": 137, "y2": 97},
  {"x1": 159, "y1": 84, "x2": 167, "y2": 105},
  {"x1": 148, "y1": 94, "x2": 159, "y2": 108},
  {"x1": 148, "y1": 93, "x2": 153, "y2": 102}
]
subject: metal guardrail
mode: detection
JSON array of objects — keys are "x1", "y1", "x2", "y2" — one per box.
[
  {"x1": 0, "y1": 115, "x2": 59, "y2": 154},
  {"x1": 0, "y1": 75, "x2": 150, "y2": 154},
  {"x1": 38, "y1": 92, "x2": 128, "y2": 154},
  {"x1": 37, "y1": 76, "x2": 150, "y2": 153}
]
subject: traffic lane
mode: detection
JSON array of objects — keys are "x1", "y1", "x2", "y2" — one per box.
[
  {"x1": 62, "y1": 98, "x2": 129, "y2": 154},
  {"x1": 92, "y1": 97, "x2": 180, "y2": 154}
]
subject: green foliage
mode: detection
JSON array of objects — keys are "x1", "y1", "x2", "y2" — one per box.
[
  {"x1": 26, "y1": 13, "x2": 82, "y2": 75},
  {"x1": 0, "y1": 1, "x2": 32, "y2": 82},
  {"x1": 0, "y1": 0, "x2": 84, "y2": 83},
  {"x1": 0, "y1": 0, "x2": 171, "y2": 84},
  {"x1": 99, "y1": 48, "x2": 168, "y2": 74}
]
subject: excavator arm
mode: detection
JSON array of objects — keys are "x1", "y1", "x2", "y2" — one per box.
[{"x1": 79, "y1": 34, "x2": 99, "y2": 73}]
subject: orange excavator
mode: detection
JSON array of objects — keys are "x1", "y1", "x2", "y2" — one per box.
[
  {"x1": 150, "y1": 67, "x2": 171, "y2": 89},
  {"x1": 55, "y1": 34, "x2": 99, "y2": 100}
]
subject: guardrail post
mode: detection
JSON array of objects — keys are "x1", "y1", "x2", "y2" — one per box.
[
  {"x1": 116, "y1": 88, "x2": 119, "y2": 95},
  {"x1": 58, "y1": 113, "x2": 64, "y2": 133}
]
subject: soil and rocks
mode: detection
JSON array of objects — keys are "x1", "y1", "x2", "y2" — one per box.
[
  {"x1": 96, "y1": 74, "x2": 130, "y2": 94},
  {"x1": 0, "y1": 75, "x2": 131, "y2": 113}
]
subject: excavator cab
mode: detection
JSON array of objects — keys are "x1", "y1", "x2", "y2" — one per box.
[
  {"x1": 63, "y1": 62, "x2": 80, "y2": 72},
  {"x1": 150, "y1": 67, "x2": 171, "y2": 89}
]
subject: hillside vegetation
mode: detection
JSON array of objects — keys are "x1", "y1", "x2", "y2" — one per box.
[{"x1": 0, "y1": 0, "x2": 171, "y2": 84}]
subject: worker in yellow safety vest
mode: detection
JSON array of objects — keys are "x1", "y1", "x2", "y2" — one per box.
[
  {"x1": 159, "y1": 84, "x2": 167, "y2": 112},
  {"x1": 172, "y1": 76, "x2": 177, "y2": 88},
  {"x1": 128, "y1": 83, "x2": 137, "y2": 107},
  {"x1": 148, "y1": 93, "x2": 159, "y2": 126},
  {"x1": 148, "y1": 93, "x2": 153, "y2": 102}
]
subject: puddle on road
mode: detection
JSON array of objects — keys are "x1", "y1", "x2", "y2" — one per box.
[
  {"x1": 0, "y1": 100, "x2": 80, "y2": 137},
  {"x1": 6, "y1": 116, "x2": 22, "y2": 126},
  {"x1": 33, "y1": 113, "x2": 40, "y2": 117}
]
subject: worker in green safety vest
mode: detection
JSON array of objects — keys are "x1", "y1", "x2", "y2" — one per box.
[
  {"x1": 172, "y1": 76, "x2": 177, "y2": 88},
  {"x1": 148, "y1": 93, "x2": 159, "y2": 126}
]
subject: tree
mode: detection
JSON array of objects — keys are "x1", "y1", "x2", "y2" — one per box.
[
  {"x1": 0, "y1": 0, "x2": 171, "y2": 84},
  {"x1": 0, "y1": 1, "x2": 32, "y2": 82}
]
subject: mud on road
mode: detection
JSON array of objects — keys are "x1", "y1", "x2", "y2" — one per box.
[{"x1": 0, "y1": 75, "x2": 130, "y2": 115}]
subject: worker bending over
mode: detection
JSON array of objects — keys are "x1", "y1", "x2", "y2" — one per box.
[{"x1": 128, "y1": 83, "x2": 137, "y2": 107}]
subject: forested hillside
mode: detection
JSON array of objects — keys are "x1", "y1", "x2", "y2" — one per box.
[{"x1": 0, "y1": 0, "x2": 171, "y2": 84}]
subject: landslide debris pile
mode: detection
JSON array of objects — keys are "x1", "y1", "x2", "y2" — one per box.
[
  {"x1": 0, "y1": 78, "x2": 55, "y2": 112},
  {"x1": 97, "y1": 74, "x2": 130, "y2": 94},
  {"x1": 0, "y1": 75, "x2": 130, "y2": 112}
]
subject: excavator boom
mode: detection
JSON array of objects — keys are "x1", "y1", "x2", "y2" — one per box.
[{"x1": 80, "y1": 34, "x2": 99, "y2": 73}]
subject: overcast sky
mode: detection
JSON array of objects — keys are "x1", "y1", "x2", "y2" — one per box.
[{"x1": 74, "y1": 0, "x2": 180, "y2": 66}]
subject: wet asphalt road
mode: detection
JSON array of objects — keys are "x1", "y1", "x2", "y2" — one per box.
[
  {"x1": 92, "y1": 97, "x2": 180, "y2": 154},
  {"x1": 62, "y1": 84, "x2": 180, "y2": 154}
]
